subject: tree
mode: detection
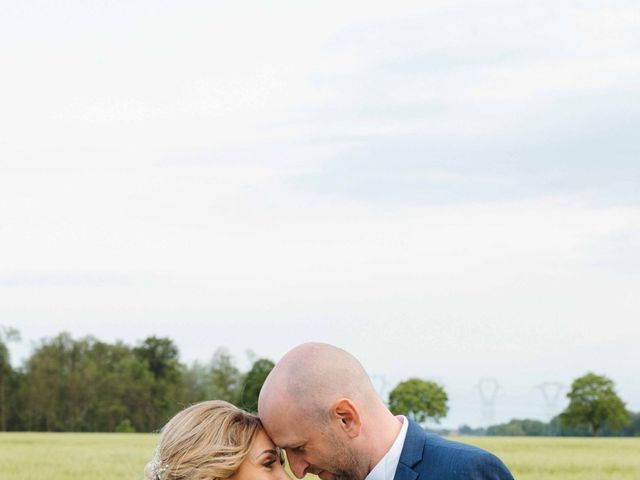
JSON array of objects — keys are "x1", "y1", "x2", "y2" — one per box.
[
  {"x1": 22, "y1": 333, "x2": 164, "y2": 432},
  {"x1": 180, "y1": 361, "x2": 210, "y2": 404},
  {"x1": 5, "y1": 368, "x2": 26, "y2": 431},
  {"x1": 621, "y1": 412, "x2": 640, "y2": 437},
  {"x1": 560, "y1": 372, "x2": 631, "y2": 436},
  {"x1": 115, "y1": 418, "x2": 136, "y2": 433},
  {"x1": 23, "y1": 333, "x2": 116, "y2": 431},
  {"x1": 458, "y1": 424, "x2": 486, "y2": 436},
  {"x1": 209, "y1": 348, "x2": 241, "y2": 402},
  {"x1": 23, "y1": 332, "x2": 74, "y2": 431},
  {"x1": 134, "y1": 336, "x2": 183, "y2": 430},
  {"x1": 86, "y1": 339, "x2": 155, "y2": 432},
  {"x1": 0, "y1": 326, "x2": 21, "y2": 431},
  {"x1": 388, "y1": 378, "x2": 448, "y2": 424},
  {"x1": 236, "y1": 358, "x2": 274, "y2": 413},
  {"x1": 486, "y1": 418, "x2": 548, "y2": 436},
  {"x1": 134, "y1": 337, "x2": 181, "y2": 383}
]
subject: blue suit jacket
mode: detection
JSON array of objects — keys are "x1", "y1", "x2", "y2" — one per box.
[{"x1": 393, "y1": 420, "x2": 514, "y2": 480}]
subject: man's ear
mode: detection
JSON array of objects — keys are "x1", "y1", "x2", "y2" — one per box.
[{"x1": 331, "y1": 398, "x2": 362, "y2": 438}]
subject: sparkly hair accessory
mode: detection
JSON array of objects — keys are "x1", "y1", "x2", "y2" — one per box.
[{"x1": 150, "y1": 447, "x2": 169, "y2": 480}]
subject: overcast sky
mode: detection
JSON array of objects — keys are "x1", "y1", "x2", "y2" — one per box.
[{"x1": 1, "y1": 0, "x2": 639, "y2": 428}]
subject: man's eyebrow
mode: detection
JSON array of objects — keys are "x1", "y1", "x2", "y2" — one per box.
[{"x1": 282, "y1": 443, "x2": 303, "y2": 450}]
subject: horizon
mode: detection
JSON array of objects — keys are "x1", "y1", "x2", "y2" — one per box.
[{"x1": 4, "y1": 328, "x2": 636, "y2": 430}]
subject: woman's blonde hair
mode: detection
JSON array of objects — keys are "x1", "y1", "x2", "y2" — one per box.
[{"x1": 144, "y1": 400, "x2": 262, "y2": 480}]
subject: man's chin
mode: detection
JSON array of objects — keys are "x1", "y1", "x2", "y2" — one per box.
[
  {"x1": 317, "y1": 471, "x2": 359, "y2": 480},
  {"x1": 317, "y1": 471, "x2": 335, "y2": 480}
]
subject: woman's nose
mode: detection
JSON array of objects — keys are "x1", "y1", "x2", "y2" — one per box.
[{"x1": 278, "y1": 463, "x2": 293, "y2": 480}]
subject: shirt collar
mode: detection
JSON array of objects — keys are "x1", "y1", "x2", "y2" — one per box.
[{"x1": 364, "y1": 416, "x2": 409, "y2": 480}]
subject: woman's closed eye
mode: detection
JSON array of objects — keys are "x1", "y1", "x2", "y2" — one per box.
[{"x1": 262, "y1": 451, "x2": 283, "y2": 468}]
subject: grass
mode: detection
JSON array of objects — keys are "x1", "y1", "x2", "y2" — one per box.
[
  {"x1": 459, "y1": 436, "x2": 640, "y2": 480},
  {"x1": 0, "y1": 432, "x2": 157, "y2": 480},
  {"x1": 0, "y1": 433, "x2": 639, "y2": 479}
]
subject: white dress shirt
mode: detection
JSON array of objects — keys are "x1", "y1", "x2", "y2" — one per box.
[{"x1": 364, "y1": 416, "x2": 409, "y2": 480}]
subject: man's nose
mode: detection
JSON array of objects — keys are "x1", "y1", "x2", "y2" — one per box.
[{"x1": 286, "y1": 451, "x2": 308, "y2": 479}]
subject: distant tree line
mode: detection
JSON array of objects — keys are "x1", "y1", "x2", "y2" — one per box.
[
  {"x1": 0, "y1": 329, "x2": 273, "y2": 432},
  {"x1": 458, "y1": 411, "x2": 640, "y2": 437},
  {"x1": 1, "y1": 327, "x2": 636, "y2": 436},
  {"x1": 458, "y1": 372, "x2": 639, "y2": 437},
  {"x1": 0, "y1": 329, "x2": 452, "y2": 433}
]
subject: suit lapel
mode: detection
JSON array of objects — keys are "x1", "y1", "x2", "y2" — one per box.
[
  {"x1": 393, "y1": 420, "x2": 425, "y2": 480},
  {"x1": 394, "y1": 463, "x2": 418, "y2": 480}
]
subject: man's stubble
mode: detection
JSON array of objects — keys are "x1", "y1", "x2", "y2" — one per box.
[{"x1": 326, "y1": 431, "x2": 370, "y2": 480}]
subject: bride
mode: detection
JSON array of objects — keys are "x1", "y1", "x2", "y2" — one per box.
[{"x1": 145, "y1": 400, "x2": 289, "y2": 480}]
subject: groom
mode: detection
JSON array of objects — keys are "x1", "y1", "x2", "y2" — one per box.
[{"x1": 258, "y1": 342, "x2": 513, "y2": 480}]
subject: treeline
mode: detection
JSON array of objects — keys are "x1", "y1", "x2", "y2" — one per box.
[
  {"x1": 0, "y1": 331, "x2": 274, "y2": 432},
  {"x1": 457, "y1": 372, "x2": 640, "y2": 437},
  {"x1": 2, "y1": 328, "x2": 638, "y2": 436},
  {"x1": 458, "y1": 412, "x2": 640, "y2": 437}
]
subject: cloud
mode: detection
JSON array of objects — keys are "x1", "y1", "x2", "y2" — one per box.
[
  {"x1": 279, "y1": 2, "x2": 640, "y2": 206},
  {"x1": 0, "y1": 272, "x2": 131, "y2": 288},
  {"x1": 1, "y1": 0, "x2": 639, "y2": 424}
]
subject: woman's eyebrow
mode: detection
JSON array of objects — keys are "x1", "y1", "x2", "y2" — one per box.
[{"x1": 257, "y1": 448, "x2": 279, "y2": 458}]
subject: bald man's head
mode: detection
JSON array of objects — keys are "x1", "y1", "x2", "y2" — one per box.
[
  {"x1": 258, "y1": 343, "x2": 406, "y2": 480},
  {"x1": 259, "y1": 342, "x2": 379, "y2": 423},
  {"x1": 258, "y1": 343, "x2": 386, "y2": 480}
]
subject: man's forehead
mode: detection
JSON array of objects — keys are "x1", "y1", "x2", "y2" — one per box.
[
  {"x1": 273, "y1": 430, "x2": 307, "y2": 449},
  {"x1": 262, "y1": 409, "x2": 310, "y2": 446},
  {"x1": 264, "y1": 419, "x2": 307, "y2": 446}
]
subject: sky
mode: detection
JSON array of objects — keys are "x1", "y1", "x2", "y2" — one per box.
[{"x1": 1, "y1": 0, "x2": 639, "y2": 429}]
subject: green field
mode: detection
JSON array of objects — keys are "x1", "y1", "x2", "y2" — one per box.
[
  {"x1": 460, "y1": 436, "x2": 640, "y2": 479},
  {"x1": 1, "y1": 433, "x2": 639, "y2": 480}
]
